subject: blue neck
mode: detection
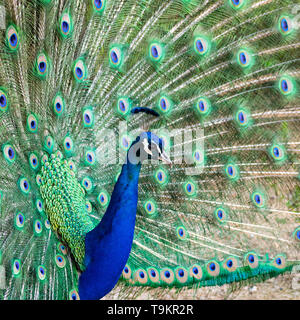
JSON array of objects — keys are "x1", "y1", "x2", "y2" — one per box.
[{"x1": 78, "y1": 156, "x2": 141, "y2": 300}]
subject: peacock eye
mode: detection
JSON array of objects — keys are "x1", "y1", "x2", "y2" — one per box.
[
  {"x1": 6, "y1": 25, "x2": 19, "y2": 51},
  {"x1": 37, "y1": 265, "x2": 46, "y2": 281},
  {"x1": 36, "y1": 53, "x2": 50, "y2": 78},
  {"x1": 93, "y1": 0, "x2": 106, "y2": 12},
  {"x1": 60, "y1": 12, "x2": 72, "y2": 37},
  {"x1": 119, "y1": 100, "x2": 125, "y2": 111},
  {"x1": 39, "y1": 62, "x2": 45, "y2": 72},
  {"x1": 63, "y1": 136, "x2": 74, "y2": 154},
  {"x1": 0, "y1": 90, "x2": 8, "y2": 111},
  {"x1": 111, "y1": 51, "x2": 118, "y2": 63},
  {"x1": 82, "y1": 177, "x2": 93, "y2": 193},
  {"x1": 218, "y1": 210, "x2": 223, "y2": 218},
  {"x1": 278, "y1": 16, "x2": 293, "y2": 35},
  {"x1": 176, "y1": 226, "x2": 188, "y2": 240},
  {"x1": 98, "y1": 190, "x2": 110, "y2": 207},
  {"x1": 19, "y1": 177, "x2": 31, "y2": 194},
  {"x1": 251, "y1": 190, "x2": 266, "y2": 208},
  {"x1": 45, "y1": 219, "x2": 51, "y2": 229},
  {"x1": 144, "y1": 200, "x2": 156, "y2": 215},
  {"x1": 215, "y1": 207, "x2": 228, "y2": 224},
  {"x1": 15, "y1": 212, "x2": 25, "y2": 229},
  {"x1": 3, "y1": 144, "x2": 16, "y2": 163},
  {"x1": 238, "y1": 111, "x2": 245, "y2": 123},
  {"x1": 13, "y1": 259, "x2": 22, "y2": 276},
  {"x1": 190, "y1": 264, "x2": 203, "y2": 280},
  {"x1": 83, "y1": 108, "x2": 94, "y2": 127},
  {"x1": 122, "y1": 265, "x2": 131, "y2": 279},
  {"x1": 34, "y1": 219, "x2": 43, "y2": 236},
  {"x1": 151, "y1": 45, "x2": 158, "y2": 58},
  {"x1": 235, "y1": 108, "x2": 252, "y2": 130},
  {"x1": 109, "y1": 46, "x2": 124, "y2": 69},
  {"x1": 55, "y1": 254, "x2": 66, "y2": 268},
  {"x1": 227, "y1": 260, "x2": 233, "y2": 268},
  {"x1": 184, "y1": 181, "x2": 196, "y2": 196},
  {"x1": 158, "y1": 96, "x2": 172, "y2": 114},
  {"x1": 193, "y1": 36, "x2": 211, "y2": 56},
  {"x1": 94, "y1": 0, "x2": 103, "y2": 9},
  {"x1": 237, "y1": 49, "x2": 253, "y2": 68},
  {"x1": 69, "y1": 290, "x2": 80, "y2": 300},
  {"x1": 27, "y1": 114, "x2": 38, "y2": 133},
  {"x1": 278, "y1": 76, "x2": 295, "y2": 96},
  {"x1": 73, "y1": 59, "x2": 87, "y2": 82},
  {"x1": 230, "y1": 0, "x2": 245, "y2": 9},
  {"x1": 10, "y1": 34, "x2": 17, "y2": 46},
  {"x1": 209, "y1": 263, "x2": 216, "y2": 271},
  {"x1": 85, "y1": 150, "x2": 96, "y2": 166},
  {"x1": 196, "y1": 96, "x2": 211, "y2": 116},
  {"x1": 149, "y1": 42, "x2": 164, "y2": 63},
  {"x1": 36, "y1": 199, "x2": 43, "y2": 212},
  {"x1": 62, "y1": 21, "x2": 69, "y2": 32},
  {"x1": 29, "y1": 153, "x2": 39, "y2": 170},
  {"x1": 207, "y1": 261, "x2": 220, "y2": 276}
]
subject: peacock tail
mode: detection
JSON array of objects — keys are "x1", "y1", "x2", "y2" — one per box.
[{"x1": 0, "y1": 0, "x2": 299, "y2": 300}]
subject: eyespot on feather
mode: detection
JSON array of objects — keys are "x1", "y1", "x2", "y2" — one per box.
[
  {"x1": 134, "y1": 268, "x2": 148, "y2": 285},
  {"x1": 189, "y1": 264, "x2": 203, "y2": 280},
  {"x1": 35, "y1": 53, "x2": 50, "y2": 78},
  {"x1": 59, "y1": 12, "x2": 73, "y2": 38},
  {"x1": 92, "y1": 0, "x2": 106, "y2": 13},
  {"x1": 27, "y1": 114, "x2": 38, "y2": 133},
  {"x1": 53, "y1": 94, "x2": 65, "y2": 116},
  {"x1": 69, "y1": 289, "x2": 80, "y2": 300},
  {"x1": 2, "y1": 144, "x2": 16, "y2": 163},
  {"x1": 160, "y1": 268, "x2": 174, "y2": 284},
  {"x1": 12, "y1": 259, "x2": 21, "y2": 277},
  {"x1": 147, "y1": 267, "x2": 160, "y2": 283},
  {"x1": 73, "y1": 59, "x2": 87, "y2": 83},
  {"x1": 223, "y1": 257, "x2": 239, "y2": 272},
  {"x1": 18, "y1": 176, "x2": 31, "y2": 195},
  {"x1": 37, "y1": 265, "x2": 46, "y2": 281},
  {"x1": 244, "y1": 252, "x2": 259, "y2": 269},
  {"x1": 122, "y1": 265, "x2": 132, "y2": 279},
  {"x1": 0, "y1": 89, "x2": 8, "y2": 112},
  {"x1": 6, "y1": 25, "x2": 19, "y2": 51},
  {"x1": 206, "y1": 260, "x2": 220, "y2": 277},
  {"x1": 175, "y1": 267, "x2": 188, "y2": 284}
]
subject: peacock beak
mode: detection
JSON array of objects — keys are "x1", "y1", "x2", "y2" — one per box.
[{"x1": 159, "y1": 151, "x2": 172, "y2": 165}]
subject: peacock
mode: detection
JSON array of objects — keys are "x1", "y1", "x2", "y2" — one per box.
[{"x1": 0, "y1": 0, "x2": 299, "y2": 300}]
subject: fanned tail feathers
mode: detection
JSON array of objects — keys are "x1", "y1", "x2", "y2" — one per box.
[{"x1": 0, "y1": 0, "x2": 299, "y2": 299}]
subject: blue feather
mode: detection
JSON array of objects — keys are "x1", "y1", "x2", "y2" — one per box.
[{"x1": 79, "y1": 152, "x2": 142, "y2": 299}]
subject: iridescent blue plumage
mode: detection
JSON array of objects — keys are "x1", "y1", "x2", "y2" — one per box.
[
  {"x1": 79, "y1": 131, "x2": 169, "y2": 299},
  {"x1": 79, "y1": 157, "x2": 141, "y2": 299}
]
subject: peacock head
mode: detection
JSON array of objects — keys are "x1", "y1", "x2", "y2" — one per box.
[{"x1": 127, "y1": 131, "x2": 171, "y2": 165}]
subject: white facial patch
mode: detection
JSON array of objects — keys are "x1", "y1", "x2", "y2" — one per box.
[{"x1": 142, "y1": 138, "x2": 153, "y2": 156}]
